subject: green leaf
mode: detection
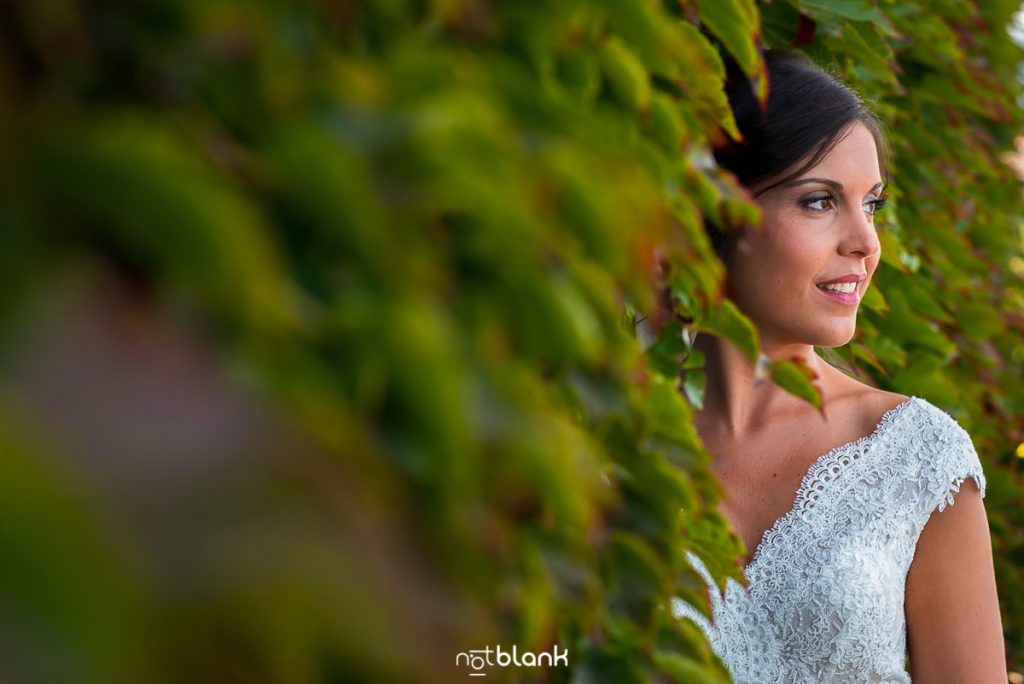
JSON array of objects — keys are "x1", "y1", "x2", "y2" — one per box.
[
  {"x1": 957, "y1": 302, "x2": 1007, "y2": 343},
  {"x1": 875, "y1": 289, "x2": 957, "y2": 357},
  {"x1": 694, "y1": 300, "x2": 759, "y2": 363},
  {"x1": 606, "y1": 532, "x2": 669, "y2": 626},
  {"x1": 556, "y1": 48, "x2": 601, "y2": 105},
  {"x1": 648, "y1": 372, "x2": 699, "y2": 447},
  {"x1": 38, "y1": 115, "x2": 292, "y2": 331},
  {"x1": 683, "y1": 510, "x2": 745, "y2": 587},
  {"x1": 600, "y1": 37, "x2": 652, "y2": 114},
  {"x1": 851, "y1": 342, "x2": 887, "y2": 376},
  {"x1": 646, "y1": 93, "x2": 685, "y2": 154},
  {"x1": 682, "y1": 369, "x2": 707, "y2": 410},
  {"x1": 769, "y1": 358, "x2": 823, "y2": 410},
  {"x1": 572, "y1": 641, "x2": 648, "y2": 684},
  {"x1": 860, "y1": 283, "x2": 889, "y2": 313},
  {"x1": 682, "y1": 347, "x2": 706, "y2": 371},
  {"x1": 695, "y1": 0, "x2": 766, "y2": 101},
  {"x1": 825, "y1": 22, "x2": 900, "y2": 86},
  {"x1": 653, "y1": 651, "x2": 725, "y2": 684},
  {"x1": 791, "y1": 0, "x2": 899, "y2": 37},
  {"x1": 901, "y1": 279, "x2": 954, "y2": 324},
  {"x1": 674, "y1": 21, "x2": 742, "y2": 139},
  {"x1": 889, "y1": 354, "x2": 961, "y2": 406}
]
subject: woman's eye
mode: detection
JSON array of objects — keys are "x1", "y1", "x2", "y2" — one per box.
[
  {"x1": 801, "y1": 194, "x2": 835, "y2": 212},
  {"x1": 864, "y1": 197, "x2": 888, "y2": 217}
]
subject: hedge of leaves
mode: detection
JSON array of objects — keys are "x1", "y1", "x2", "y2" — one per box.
[{"x1": 0, "y1": 0, "x2": 1022, "y2": 682}]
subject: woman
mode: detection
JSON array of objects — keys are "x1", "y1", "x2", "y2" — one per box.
[{"x1": 669, "y1": 50, "x2": 1006, "y2": 682}]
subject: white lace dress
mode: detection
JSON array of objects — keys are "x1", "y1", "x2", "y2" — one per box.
[{"x1": 671, "y1": 396, "x2": 987, "y2": 683}]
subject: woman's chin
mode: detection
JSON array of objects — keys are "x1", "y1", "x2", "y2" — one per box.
[{"x1": 814, "y1": 328, "x2": 857, "y2": 349}]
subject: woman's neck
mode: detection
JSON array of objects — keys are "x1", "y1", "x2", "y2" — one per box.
[{"x1": 692, "y1": 332, "x2": 827, "y2": 438}]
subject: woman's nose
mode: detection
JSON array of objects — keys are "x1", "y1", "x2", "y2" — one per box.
[{"x1": 839, "y1": 203, "x2": 881, "y2": 258}]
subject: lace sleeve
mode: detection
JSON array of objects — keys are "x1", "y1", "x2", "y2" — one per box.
[{"x1": 916, "y1": 412, "x2": 987, "y2": 523}]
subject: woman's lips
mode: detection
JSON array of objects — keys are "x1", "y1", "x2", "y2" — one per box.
[{"x1": 816, "y1": 284, "x2": 860, "y2": 305}]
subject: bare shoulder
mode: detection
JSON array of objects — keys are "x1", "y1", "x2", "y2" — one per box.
[
  {"x1": 858, "y1": 386, "x2": 911, "y2": 415},
  {"x1": 823, "y1": 372, "x2": 909, "y2": 433}
]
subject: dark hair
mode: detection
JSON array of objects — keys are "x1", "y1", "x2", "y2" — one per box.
[{"x1": 706, "y1": 49, "x2": 890, "y2": 261}]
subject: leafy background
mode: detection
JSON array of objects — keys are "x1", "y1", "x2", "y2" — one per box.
[{"x1": 0, "y1": 0, "x2": 1022, "y2": 682}]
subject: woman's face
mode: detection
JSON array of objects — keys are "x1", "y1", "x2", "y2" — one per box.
[{"x1": 726, "y1": 122, "x2": 885, "y2": 353}]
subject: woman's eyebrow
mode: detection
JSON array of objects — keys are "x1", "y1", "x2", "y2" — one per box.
[
  {"x1": 784, "y1": 178, "x2": 885, "y2": 194},
  {"x1": 785, "y1": 177, "x2": 843, "y2": 190}
]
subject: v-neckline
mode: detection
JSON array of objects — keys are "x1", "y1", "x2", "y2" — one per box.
[{"x1": 738, "y1": 395, "x2": 918, "y2": 578}]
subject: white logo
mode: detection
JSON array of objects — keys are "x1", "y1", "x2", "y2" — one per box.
[{"x1": 455, "y1": 644, "x2": 569, "y2": 677}]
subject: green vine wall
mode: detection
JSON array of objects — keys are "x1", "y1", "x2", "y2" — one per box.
[{"x1": 0, "y1": 0, "x2": 1022, "y2": 682}]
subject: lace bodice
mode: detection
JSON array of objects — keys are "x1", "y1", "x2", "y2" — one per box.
[{"x1": 671, "y1": 396, "x2": 988, "y2": 683}]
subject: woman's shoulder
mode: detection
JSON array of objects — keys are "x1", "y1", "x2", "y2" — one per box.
[
  {"x1": 875, "y1": 394, "x2": 988, "y2": 515},
  {"x1": 823, "y1": 366, "x2": 905, "y2": 421},
  {"x1": 887, "y1": 393, "x2": 974, "y2": 447},
  {"x1": 837, "y1": 381, "x2": 970, "y2": 445},
  {"x1": 833, "y1": 382, "x2": 987, "y2": 508}
]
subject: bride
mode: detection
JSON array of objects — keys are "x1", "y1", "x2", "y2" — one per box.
[{"x1": 670, "y1": 50, "x2": 1006, "y2": 682}]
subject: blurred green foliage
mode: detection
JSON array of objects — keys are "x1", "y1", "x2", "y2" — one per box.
[{"x1": 0, "y1": 0, "x2": 1022, "y2": 682}]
